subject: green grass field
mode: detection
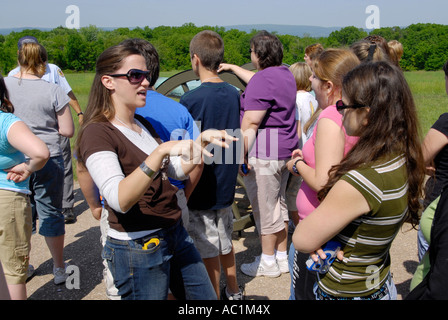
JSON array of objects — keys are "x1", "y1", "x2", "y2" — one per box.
[{"x1": 404, "y1": 70, "x2": 447, "y2": 135}]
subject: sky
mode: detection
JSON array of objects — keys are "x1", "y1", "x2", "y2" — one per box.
[{"x1": 1, "y1": 0, "x2": 447, "y2": 30}]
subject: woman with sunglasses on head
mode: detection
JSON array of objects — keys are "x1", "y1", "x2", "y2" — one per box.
[
  {"x1": 4, "y1": 42, "x2": 74, "y2": 285},
  {"x1": 75, "y1": 44, "x2": 235, "y2": 300},
  {"x1": 293, "y1": 61, "x2": 425, "y2": 300},
  {"x1": 286, "y1": 48, "x2": 360, "y2": 299}
]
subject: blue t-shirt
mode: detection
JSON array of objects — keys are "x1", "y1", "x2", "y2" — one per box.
[
  {"x1": 0, "y1": 111, "x2": 29, "y2": 193},
  {"x1": 180, "y1": 82, "x2": 241, "y2": 210},
  {"x1": 136, "y1": 90, "x2": 200, "y2": 189}
]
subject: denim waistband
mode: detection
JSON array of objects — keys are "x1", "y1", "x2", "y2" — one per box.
[
  {"x1": 316, "y1": 277, "x2": 390, "y2": 300},
  {"x1": 107, "y1": 219, "x2": 182, "y2": 245}
]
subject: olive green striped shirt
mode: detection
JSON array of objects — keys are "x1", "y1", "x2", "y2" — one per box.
[{"x1": 318, "y1": 154, "x2": 408, "y2": 298}]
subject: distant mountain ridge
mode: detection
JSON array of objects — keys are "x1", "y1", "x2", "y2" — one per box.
[
  {"x1": 223, "y1": 24, "x2": 344, "y2": 37},
  {"x1": 0, "y1": 27, "x2": 53, "y2": 35},
  {"x1": 0, "y1": 24, "x2": 346, "y2": 37}
]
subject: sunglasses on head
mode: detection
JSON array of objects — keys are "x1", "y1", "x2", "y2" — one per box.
[
  {"x1": 336, "y1": 99, "x2": 366, "y2": 112},
  {"x1": 108, "y1": 69, "x2": 151, "y2": 84}
]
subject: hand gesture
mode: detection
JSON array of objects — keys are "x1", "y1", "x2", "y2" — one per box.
[
  {"x1": 198, "y1": 129, "x2": 238, "y2": 149},
  {"x1": 217, "y1": 63, "x2": 234, "y2": 73},
  {"x1": 4, "y1": 163, "x2": 32, "y2": 183}
]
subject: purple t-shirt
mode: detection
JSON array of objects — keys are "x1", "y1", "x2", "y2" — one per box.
[{"x1": 240, "y1": 66, "x2": 298, "y2": 160}]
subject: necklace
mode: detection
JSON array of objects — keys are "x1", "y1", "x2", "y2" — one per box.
[
  {"x1": 201, "y1": 76, "x2": 220, "y2": 83},
  {"x1": 114, "y1": 115, "x2": 140, "y2": 134}
]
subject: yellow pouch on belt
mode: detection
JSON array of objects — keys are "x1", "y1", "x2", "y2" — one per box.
[{"x1": 142, "y1": 238, "x2": 160, "y2": 250}]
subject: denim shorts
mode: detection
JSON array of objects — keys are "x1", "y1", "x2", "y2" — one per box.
[
  {"x1": 30, "y1": 156, "x2": 65, "y2": 237},
  {"x1": 102, "y1": 220, "x2": 216, "y2": 300}
]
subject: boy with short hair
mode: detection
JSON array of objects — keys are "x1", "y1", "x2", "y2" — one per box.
[{"x1": 180, "y1": 30, "x2": 243, "y2": 300}]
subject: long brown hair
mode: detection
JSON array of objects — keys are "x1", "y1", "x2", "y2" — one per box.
[
  {"x1": 75, "y1": 44, "x2": 143, "y2": 165},
  {"x1": 318, "y1": 61, "x2": 425, "y2": 227}
]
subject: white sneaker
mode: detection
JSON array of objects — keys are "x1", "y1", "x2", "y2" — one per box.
[
  {"x1": 276, "y1": 256, "x2": 289, "y2": 273},
  {"x1": 241, "y1": 256, "x2": 281, "y2": 278},
  {"x1": 53, "y1": 263, "x2": 69, "y2": 285}
]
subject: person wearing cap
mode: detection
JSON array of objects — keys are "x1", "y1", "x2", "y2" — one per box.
[{"x1": 9, "y1": 36, "x2": 82, "y2": 225}]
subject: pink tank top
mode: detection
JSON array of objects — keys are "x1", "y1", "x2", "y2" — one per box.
[{"x1": 296, "y1": 105, "x2": 359, "y2": 221}]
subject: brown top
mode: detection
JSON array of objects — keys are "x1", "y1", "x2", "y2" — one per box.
[{"x1": 78, "y1": 115, "x2": 181, "y2": 232}]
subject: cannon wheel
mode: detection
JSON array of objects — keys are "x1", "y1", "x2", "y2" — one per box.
[
  {"x1": 156, "y1": 63, "x2": 256, "y2": 234},
  {"x1": 156, "y1": 63, "x2": 256, "y2": 96}
]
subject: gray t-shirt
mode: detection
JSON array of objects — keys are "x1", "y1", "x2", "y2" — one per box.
[{"x1": 4, "y1": 77, "x2": 70, "y2": 157}]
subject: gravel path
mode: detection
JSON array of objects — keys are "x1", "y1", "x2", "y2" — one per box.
[{"x1": 25, "y1": 184, "x2": 419, "y2": 300}]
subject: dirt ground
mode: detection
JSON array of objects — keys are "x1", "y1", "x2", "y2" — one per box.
[{"x1": 24, "y1": 184, "x2": 419, "y2": 301}]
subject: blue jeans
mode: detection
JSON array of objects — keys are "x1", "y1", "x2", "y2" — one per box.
[
  {"x1": 102, "y1": 220, "x2": 217, "y2": 300},
  {"x1": 30, "y1": 156, "x2": 65, "y2": 237},
  {"x1": 288, "y1": 243, "x2": 295, "y2": 300}
]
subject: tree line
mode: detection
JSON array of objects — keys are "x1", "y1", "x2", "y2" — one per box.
[{"x1": 0, "y1": 23, "x2": 447, "y2": 74}]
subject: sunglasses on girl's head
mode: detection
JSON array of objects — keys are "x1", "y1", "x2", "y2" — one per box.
[
  {"x1": 108, "y1": 69, "x2": 151, "y2": 84},
  {"x1": 336, "y1": 99, "x2": 366, "y2": 112}
]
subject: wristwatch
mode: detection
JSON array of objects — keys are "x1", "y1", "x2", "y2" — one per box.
[
  {"x1": 292, "y1": 158, "x2": 305, "y2": 175},
  {"x1": 77, "y1": 112, "x2": 84, "y2": 116},
  {"x1": 139, "y1": 162, "x2": 157, "y2": 178}
]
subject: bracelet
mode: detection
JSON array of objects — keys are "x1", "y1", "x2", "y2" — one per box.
[
  {"x1": 77, "y1": 112, "x2": 84, "y2": 116},
  {"x1": 139, "y1": 162, "x2": 157, "y2": 178},
  {"x1": 292, "y1": 158, "x2": 305, "y2": 175}
]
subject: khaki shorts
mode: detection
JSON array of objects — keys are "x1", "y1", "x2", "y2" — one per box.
[
  {"x1": 187, "y1": 206, "x2": 233, "y2": 259},
  {"x1": 244, "y1": 158, "x2": 290, "y2": 235},
  {"x1": 0, "y1": 190, "x2": 32, "y2": 284}
]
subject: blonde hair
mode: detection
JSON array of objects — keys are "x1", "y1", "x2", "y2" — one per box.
[
  {"x1": 18, "y1": 42, "x2": 46, "y2": 77},
  {"x1": 388, "y1": 40, "x2": 404, "y2": 62},
  {"x1": 303, "y1": 49, "x2": 360, "y2": 134},
  {"x1": 350, "y1": 40, "x2": 391, "y2": 63},
  {"x1": 313, "y1": 48, "x2": 360, "y2": 90},
  {"x1": 289, "y1": 62, "x2": 312, "y2": 91}
]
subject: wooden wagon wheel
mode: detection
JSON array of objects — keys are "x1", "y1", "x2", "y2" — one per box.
[
  {"x1": 155, "y1": 62, "x2": 256, "y2": 96},
  {"x1": 155, "y1": 63, "x2": 256, "y2": 234}
]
